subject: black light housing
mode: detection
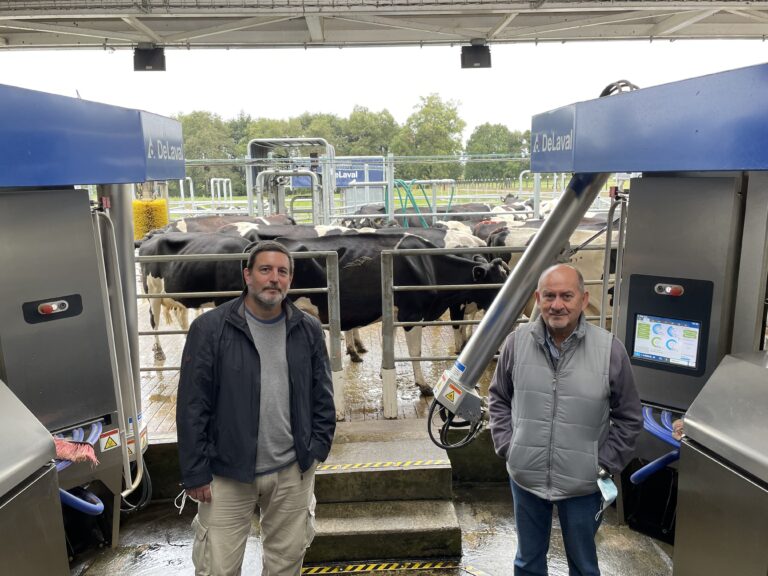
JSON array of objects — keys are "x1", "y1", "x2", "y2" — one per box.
[
  {"x1": 134, "y1": 47, "x2": 166, "y2": 71},
  {"x1": 461, "y1": 44, "x2": 491, "y2": 69}
]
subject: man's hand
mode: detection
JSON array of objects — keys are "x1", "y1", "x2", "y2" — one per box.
[
  {"x1": 186, "y1": 484, "x2": 212, "y2": 503},
  {"x1": 672, "y1": 419, "x2": 684, "y2": 441}
]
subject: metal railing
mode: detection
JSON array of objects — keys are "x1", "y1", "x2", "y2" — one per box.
[
  {"x1": 134, "y1": 249, "x2": 346, "y2": 417},
  {"x1": 379, "y1": 243, "x2": 616, "y2": 418}
]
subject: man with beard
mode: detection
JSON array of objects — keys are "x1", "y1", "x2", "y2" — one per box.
[
  {"x1": 177, "y1": 240, "x2": 335, "y2": 575},
  {"x1": 489, "y1": 264, "x2": 641, "y2": 576}
]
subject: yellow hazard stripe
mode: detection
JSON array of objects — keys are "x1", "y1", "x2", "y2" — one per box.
[
  {"x1": 302, "y1": 560, "x2": 462, "y2": 574},
  {"x1": 317, "y1": 460, "x2": 450, "y2": 472}
]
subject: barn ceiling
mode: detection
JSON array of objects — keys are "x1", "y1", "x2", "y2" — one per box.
[{"x1": 1, "y1": 2, "x2": 768, "y2": 51}]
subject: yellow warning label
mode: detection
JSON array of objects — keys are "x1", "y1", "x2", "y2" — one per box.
[
  {"x1": 99, "y1": 430, "x2": 121, "y2": 452},
  {"x1": 444, "y1": 390, "x2": 456, "y2": 403}
]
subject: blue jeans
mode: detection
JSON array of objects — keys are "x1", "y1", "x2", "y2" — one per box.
[{"x1": 510, "y1": 480, "x2": 603, "y2": 576}]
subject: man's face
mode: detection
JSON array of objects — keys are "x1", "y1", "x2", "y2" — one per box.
[
  {"x1": 243, "y1": 251, "x2": 292, "y2": 310},
  {"x1": 535, "y1": 266, "x2": 589, "y2": 338}
]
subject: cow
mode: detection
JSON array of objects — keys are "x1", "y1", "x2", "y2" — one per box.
[
  {"x1": 486, "y1": 221, "x2": 618, "y2": 325},
  {"x1": 138, "y1": 232, "x2": 250, "y2": 361},
  {"x1": 322, "y1": 226, "x2": 487, "y2": 359},
  {"x1": 136, "y1": 213, "x2": 295, "y2": 246},
  {"x1": 270, "y1": 233, "x2": 509, "y2": 395},
  {"x1": 346, "y1": 202, "x2": 494, "y2": 229}
]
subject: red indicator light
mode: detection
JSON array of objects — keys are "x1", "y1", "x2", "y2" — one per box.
[
  {"x1": 668, "y1": 286, "x2": 684, "y2": 297},
  {"x1": 39, "y1": 304, "x2": 54, "y2": 314}
]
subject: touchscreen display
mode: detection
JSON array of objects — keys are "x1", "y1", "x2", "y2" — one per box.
[{"x1": 633, "y1": 314, "x2": 701, "y2": 369}]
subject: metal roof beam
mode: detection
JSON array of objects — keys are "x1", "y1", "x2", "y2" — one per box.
[
  {"x1": 332, "y1": 13, "x2": 481, "y2": 39},
  {"x1": 163, "y1": 15, "x2": 295, "y2": 43},
  {"x1": 0, "y1": 18, "x2": 143, "y2": 42},
  {"x1": 488, "y1": 12, "x2": 519, "y2": 39},
  {"x1": 305, "y1": 15, "x2": 324, "y2": 42},
  {"x1": 650, "y1": 9, "x2": 718, "y2": 37},
  {"x1": 501, "y1": 9, "x2": 673, "y2": 39},
  {"x1": 121, "y1": 15, "x2": 163, "y2": 44}
]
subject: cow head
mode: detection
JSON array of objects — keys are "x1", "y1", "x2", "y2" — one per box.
[{"x1": 471, "y1": 257, "x2": 509, "y2": 309}]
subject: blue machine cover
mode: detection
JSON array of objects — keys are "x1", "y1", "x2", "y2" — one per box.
[
  {"x1": 0, "y1": 83, "x2": 184, "y2": 187},
  {"x1": 531, "y1": 63, "x2": 768, "y2": 174}
]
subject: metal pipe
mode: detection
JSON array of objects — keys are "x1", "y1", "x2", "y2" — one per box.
[
  {"x1": 449, "y1": 172, "x2": 611, "y2": 389},
  {"x1": 381, "y1": 251, "x2": 397, "y2": 418},
  {"x1": 612, "y1": 193, "x2": 629, "y2": 335},
  {"x1": 93, "y1": 211, "x2": 144, "y2": 498},
  {"x1": 600, "y1": 197, "x2": 621, "y2": 329}
]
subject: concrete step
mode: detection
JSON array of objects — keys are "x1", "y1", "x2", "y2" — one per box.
[
  {"x1": 315, "y1": 418, "x2": 453, "y2": 503},
  {"x1": 306, "y1": 499, "x2": 462, "y2": 562}
]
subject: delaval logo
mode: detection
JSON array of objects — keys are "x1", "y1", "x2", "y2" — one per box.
[
  {"x1": 147, "y1": 139, "x2": 184, "y2": 161},
  {"x1": 532, "y1": 130, "x2": 573, "y2": 154},
  {"x1": 530, "y1": 105, "x2": 576, "y2": 173}
]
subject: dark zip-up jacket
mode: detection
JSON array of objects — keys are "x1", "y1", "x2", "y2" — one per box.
[{"x1": 177, "y1": 294, "x2": 335, "y2": 489}]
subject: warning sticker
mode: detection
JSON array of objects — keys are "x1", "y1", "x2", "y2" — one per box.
[
  {"x1": 444, "y1": 390, "x2": 456, "y2": 403},
  {"x1": 99, "y1": 429, "x2": 121, "y2": 452},
  {"x1": 434, "y1": 371, "x2": 450, "y2": 397},
  {"x1": 448, "y1": 383, "x2": 463, "y2": 397},
  {"x1": 127, "y1": 429, "x2": 148, "y2": 457}
]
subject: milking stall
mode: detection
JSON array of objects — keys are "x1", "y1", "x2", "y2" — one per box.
[
  {"x1": 3, "y1": 26, "x2": 768, "y2": 576},
  {"x1": 1, "y1": 63, "x2": 767, "y2": 576}
]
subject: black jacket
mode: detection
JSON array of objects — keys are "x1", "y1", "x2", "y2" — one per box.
[{"x1": 177, "y1": 294, "x2": 336, "y2": 489}]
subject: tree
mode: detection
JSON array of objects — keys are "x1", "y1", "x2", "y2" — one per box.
[
  {"x1": 175, "y1": 111, "x2": 241, "y2": 197},
  {"x1": 464, "y1": 124, "x2": 530, "y2": 180},
  {"x1": 345, "y1": 106, "x2": 399, "y2": 156},
  {"x1": 390, "y1": 94, "x2": 465, "y2": 180}
]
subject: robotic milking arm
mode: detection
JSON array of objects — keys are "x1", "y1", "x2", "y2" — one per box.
[
  {"x1": 428, "y1": 64, "x2": 768, "y2": 452},
  {"x1": 428, "y1": 81, "x2": 639, "y2": 448}
]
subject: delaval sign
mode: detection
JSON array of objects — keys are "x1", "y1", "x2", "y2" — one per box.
[
  {"x1": 530, "y1": 105, "x2": 575, "y2": 174},
  {"x1": 292, "y1": 157, "x2": 385, "y2": 188},
  {"x1": 141, "y1": 111, "x2": 185, "y2": 181}
]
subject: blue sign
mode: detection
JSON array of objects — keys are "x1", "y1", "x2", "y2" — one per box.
[
  {"x1": 291, "y1": 157, "x2": 385, "y2": 188},
  {"x1": 0, "y1": 83, "x2": 185, "y2": 187},
  {"x1": 141, "y1": 111, "x2": 185, "y2": 181},
  {"x1": 530, "y1": 105, "x2": 575, "y2": 174},
  {"x1": 531, "y1": 63, "x2": 768, "y2": 174}
]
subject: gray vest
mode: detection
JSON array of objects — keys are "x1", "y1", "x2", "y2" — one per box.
[{"x1": 507, "y1": 317, "x2": 612, "y2": 500}]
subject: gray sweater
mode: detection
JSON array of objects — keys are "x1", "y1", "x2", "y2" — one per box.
[{"x1": 488, "y1": 315, "x2": 642, "y2": 500}]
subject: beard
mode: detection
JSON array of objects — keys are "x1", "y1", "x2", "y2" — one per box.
[{"x1": 252, "y1": 286, "x2": 286, "y2": 308}]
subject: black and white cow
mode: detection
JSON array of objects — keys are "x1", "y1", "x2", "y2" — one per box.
[
  {"x1": 138, "y1": 232, "x2": 250, "y2": 360},
  {"x1": 137, "y1": 213, "x2": 295, "y2": 246},
  {"x1": 273, "y1": 233, "x2": 509, "y2": 394},
  {"x1": 347, "y1": 202, "x2": 493, "y2": 229},
  {"x1": 486, "y1": 220, "x2": 617, "y2": 323}
]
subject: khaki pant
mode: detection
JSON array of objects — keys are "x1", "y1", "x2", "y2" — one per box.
[{"x1": 191, "y1": 462, "x2": 317, "y2": 576}]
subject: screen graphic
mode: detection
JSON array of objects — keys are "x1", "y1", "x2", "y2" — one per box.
[{"x1": 633, "y1": 314, "x2": 701, "y2": 369}]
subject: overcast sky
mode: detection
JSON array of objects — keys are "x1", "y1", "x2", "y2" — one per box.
[{"x1": 2, "y1": 39, "x2": 765, "y2": 141}]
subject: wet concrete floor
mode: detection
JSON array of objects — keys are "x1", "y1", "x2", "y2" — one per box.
[
  {"x1": 72, "y1": 485, "x2": 672, "y2": 576},
  {"x1": 125, "y1": 289, "x2": 673, "y2": 575}
]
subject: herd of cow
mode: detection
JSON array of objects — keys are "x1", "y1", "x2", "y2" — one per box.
[{"x1": 137, "y1": 198, "x2": 616, "y2": 395}]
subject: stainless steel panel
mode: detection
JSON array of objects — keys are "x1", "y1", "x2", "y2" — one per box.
[
  {"x1": 0, "y1": 463, "x2": 69, "y2": 576},
  {"x1": 0, "y1": 379, "x2": 55, "y2": 498},
  {"x1": 674, "y1": 441, "x2": 768, "y2": 576},
  {"x1": 617, "y1": 175, "x2": 744, "y2": 409},
  {"x1": 731, "y1": 172, "x2": 768, "y2": 353},
  {"x1": 0, "y1": 188, "x2": 117, "y2": 430},
  {"x1": 685, "y1": 352, "x2": 768, "y2": 483}
]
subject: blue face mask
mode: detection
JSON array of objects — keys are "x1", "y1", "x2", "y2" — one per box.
[{"x1": 595, "y1": 477, "x2": 618, "y2": 520}]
